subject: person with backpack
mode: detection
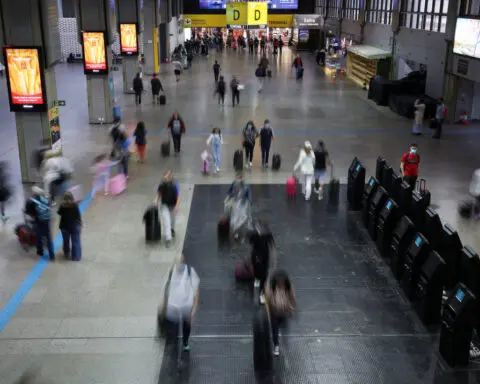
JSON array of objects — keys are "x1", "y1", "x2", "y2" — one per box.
[
  {"x1": 259, "y1": 119, "x2": 274, "y2": 168},
  {"x1": 278, "y1": 37, "x2": 284, "y2": 55},
  {"x1": 242, "y1": 121, "x2": 259, "y2": 169},
  {"x1": 167, "y1": 111, "x2": 186, "y2": 154},
  {"x1": 313, "y1": 141, "x2": 330, "y2": 200},
  {"x1": 150, "y1": 73, "x2": 163, "y2": 104},
  {"x1": 213, "y1": 60, "x2": 220, "y2": 82},
  {"x1": 400, "y1": 143, "x2": 420, "y2": 189},
  {"x1": 250, "y1": 220, "x2": 275, "y2": 304},
  {"x1": 27, "y1": 186, "x2": 54, "y2": 260},
  {"x1": 134, "y1": 121, "x2": 147, "y2": 163},
  {"x1": 133, "y1": 73, "x2": 143, "y2": 105},
  {"x1": 292, "y1": 55, "x2": 304, "y2": 79},
  {"x1": 230, "y1": 76, "x2": 240, "y2": 107},
  {"x1": 215, "y1": 75, "x2": 226, "y2": 105},
  {"x1": 255, "y1": 63, "x2": 267, "y2": 93},
  {"x1": 155, "y1": 170, "x2": 180, "y2": 248}
]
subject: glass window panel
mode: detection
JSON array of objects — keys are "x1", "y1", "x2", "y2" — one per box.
[
  {"x1": 418, "y1": 13, "x2": 424, "y2": 28},
  {"x1": 426, "y1": 0, "x2": 433, "y2": 11},
  {"x1": 406, "y1": 13, "x2": 412, "y2": 26},
  {"x1": 440, "y1": 16, "x2": 447, "y2": 32},
  {"x1": 434, "y1": 0, "x2": 441, "y2": 12},
  {"x1": 433, "y1": 14, "x2": 440, "y2": 30},
  {"x1": 442, "y1": 0, "x2": 449, "y2": 13},
  {"x1": 424, "y1": 14, "x2": 432, "y2": 29},
  {"x1": 411, "y1": 13, "x2": 418, "y2": 28}
]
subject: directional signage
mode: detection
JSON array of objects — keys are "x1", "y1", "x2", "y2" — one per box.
[
  {"x1": 247, "y1": 2, "x2": 268, "y2": 29},
  {"x1": 54, "y1": 100, "x2": 66, "y2": 107},
  {"x1": 226, "y1": 2, "x2": 247, "y2": 28}
]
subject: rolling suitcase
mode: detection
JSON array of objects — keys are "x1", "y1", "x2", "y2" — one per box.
[
  {"x1": 109, "y1": 174, "x2": 127, "y2": 195},
  {"x1": 161, "y1": 141, "x2": 170, "y2": 157},
  {"x1": 235, "y1": 261, "x2": 254, "y2": 281},
  {"x1": 267, "y1": 69, "x2": 272, "y2": 78},
  {"x1": 253, "y1": 308, "x2": 273, "y2": 374},
  {"x1": 287, "y1": 176, "x2": 296, "y2": 198},
  {"x1": 233, "y1": 150, "x2": 243, "y2": 171},
  {"x1": 328, "y1": 161, "x2": 340, "y2": 205},
  {"x1": 159, "y1": 94, "x2": 166, "y2": 105},
  {"x1": 417, "y1": 178, "x2": 431, "y2": 207},
  {"x1": 143, "y1": 206, "x2": 161, "y2": 242},
  {"x1": 272, "y1": 154, "x2": 281, "y2": 170},
  {"x1": 218, "y1": 216, "x2": 230, "y2": 241}
]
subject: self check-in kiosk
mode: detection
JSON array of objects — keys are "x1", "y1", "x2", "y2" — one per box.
[
  {"x1": 389, "y1": 216, "x2": 416, "y2": 280},
  {"x1": 401, "y1": 233, "x2": 431, "y2": 299},
  {"x1": 409, "y1": 190, "x2": 429, "y2": 235},
  {"x1": 375, "y1": 156, "x2": 386, "y2": 186},
  {"x1": 381, "y1": 164, "x2": 393, "y2": 194},
  {"x1": 439, "y1": 224, "x2": 463, "y2": 291},
  {"x1": 376, "y1": 199, "x2": 399, "y2": 258},
  {"x1": 347, "y1": 161, "x2": 366, "y2": 211},
  {"x1": 362, "y1": 177, "x2": 379, "y2": 228},
  {"x1": 423, "y1": 208, "x2": 443, "y2": 251},
  {"x1": 367, "y1": 186, "x2": 389, "y2": 241},
  {"x1": 397, "y1": 181, "x2": 412, "y2": 216},
  {"x1": 390, "y1": 171, "x2": 403, "y2": 202},
  {"x1": 439, "y1": 283, "x2": 477, "y2": 367},
  {"x1": 457, "y1": 246, "x2": 480, "y2": 328}
]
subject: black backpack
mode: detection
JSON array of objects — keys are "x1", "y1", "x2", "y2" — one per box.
[{"x1": 217, "y1": 81, "x2": 225, "y2": 93}]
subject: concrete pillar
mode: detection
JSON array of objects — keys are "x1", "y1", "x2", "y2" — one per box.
[
  {"x1": 0, "y1": 0, "x2": 62, "y2": 183},
  {"x1": 159, "y1": 0, "x2": 170, "y2": 62},
  {"x1": 76, "y1": 0, "x2": 115, "y2": 124},
  {"x1": 143, "y1": 0, "x2": 160, "y2": 75}
]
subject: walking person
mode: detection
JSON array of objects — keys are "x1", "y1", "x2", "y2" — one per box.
[
  {"x1": 134, "y1": 121, "x2": 147, "y2": 163},
  {"x1": 412, "y1": 97, "x2": 426, "y2": 135},
  {"x1": 255, "y1": 63, "x2": 267, "y2": 93},
  {"x1": 0, "y1": 162, "x2": 12, "y2": 222},
  {"x1": 242, "y1": 121, "x2": 259, "y2": 169},
  {"x1": 313, "y1": 141, "x2": 330, "y2": 200},
  {"x1": 207, "y1": 127, "x2": 223, "y2": 173},
  {"x1": 172, "y1": 59, "x2": 182, "y2": 82},
  {"x1": 293, "y1": 141, "x2": 316, "y2": 201},
  {"x1": 250, "y1": 220, "x2": 275, "y2": 304},
  {"x1": 150, "y1": 73, "x2": 163, "y2": 104},
  {"x1": 432, "y1": 98, "x2": 446, "y2": 139},
  {"x1": 167, "y1": 111, "x2": 186, "y2": 155},
  {"x1": 400, "y1": 143, "x2": 420, "y2": 190},
  {"x1": 57, "y1": 191, "x2": 82, "y2": 261},
  {"x1": 155, "y1": 170, "x2": 180, "y2": 248},
  {"x1": 91, "y1": 154, "x2": 116, "y2": 196},
  {"x1": 215, "y1": 75, "x2": 226, "y2": 105},
  {"x1": 213, "y1": 60, "x2": 220, "y2": 82},
  {"x1": 133, "y1": 73, "x2": 143, "y2": 105},
  {"x1": 231, "y1": 76, "x2": 240, "y2": 107},
  {"x1": 278, "y1": 38, "x2": 284, "y2": 55},
  {"x1": 27, "y1": 186, "x2": 55, "y2": 260},
  {"x1": 265, "y1": 269, "x2": 296, "y2": 356},
  {"x1": 259, "y1": 119, "x2": 274, "y2": 168}
]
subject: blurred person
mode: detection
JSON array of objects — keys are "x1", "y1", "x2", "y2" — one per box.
[
  {"x1": 250, "y1": 220, "x2": 275, "y2": 304},
  {"x1": 0, "y1": 162, "x2": 12, "y2": 221},
  {"x1": 133, "y1": 72, "x2": 144, "y2": 105},
  {"x1": 167, "y1": 111, "x2": 186, "y2": 154},
  {"x1": 230, "y1": 76, "x2": 240, "y2": 107},
  {"x1": 313, "y1": 141, "x2": 330, "y2": 200},
  {"x1": 255, "y1": 63, "x2": 267, "y2": 93},
  {"x1": 242, "y1": 121, "x2": 259, "y2": 169},
  {"x1": 412, "y1": 96, "x2": 426, "y2": 135},
  {"x1": 433, "y1": 97, "x2": 446, "y2": 139},
  {"x1": 57, "y1": 191, "x2": 82, "y2": 261},
  {"x1": 213, "y1": 60, "x2": 220, "y2": 82},
  {"x1": 91, "y1": 154, "x2": 116, "y2": 196},
  {"x1": 112, "y1": 133, "x2": 131, "y2": 178},
  {"x1": 150, "y1": 73, "x2": 164, "y2": 104},
  {"x1": 172, "y1": 59, "x2": 182, "y2": 82},
  {"x1": 215, "y1": 75, "x2": 226, "y2": 106},
  {"x1": 225, "y1": 173, "x2": 252, "y2": 239},
  {"x1": 278, "y1": 37, "x2": 284, "y2": 55},
  {"x1": 259, "y1": 55, "x2": 269, "y2": 70},
  {"x1": 293, "y1": 141, "x2": 316, "y2": 201},
  {"x1": 400, "y1": 143, "x2": 420, "y2": 189},
  {"x1": 155, "y1": 170, "x2": 180, "y2": 248},
  {"x1": 259, "y1": 119, "x2": 274, "y2": 168},
  {"x1": 207, "y1": 127, "x2": 224, "y2": 173},
  {"x1": 265, "y1": 269, "x2": 296, "y2": 356},
  {"x1": 26, "y1": 186, "x2": 54, "y2": 260},
  {"x1": 41, "y1": 154, "x2": 74, "y2": 204},
  {"x1": 292, "y1": 55, "x2": 304, "y2": 79},
  {"x1": 134, "y1": 121, "x2": 147, "y2": 163}
]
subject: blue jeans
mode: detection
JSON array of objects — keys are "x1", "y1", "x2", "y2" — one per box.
[
  {"x1": 61, "y1": 225, "x2": 82, "y2": 261},
  {"x1": 120, "y1": 156, "x2": 128, "y2": 176},
  {"x1": 261, "y1": 145, "x2": 270, "y2": 166},
  {"x1": 36, "y1": 220, "x2": 54, "y2": 259},
  {"x1": 212, "y1": 144, "x2": 221, "y2": 170}
]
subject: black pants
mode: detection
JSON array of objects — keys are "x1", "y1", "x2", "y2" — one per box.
[
  {"x1": 252, "y1": 251, "x2": 269, "y2": 293},
  {"x1": 270, "y1": 314, "x2": 287, "y2": 346},
  {"x1": 172, "y1": 134, "x2": 182, "y2": 153},
  {"x1": 249, "y1": 45, "x2": 254, "y2": 54},
  {"x1": 0, "y1": 201, "x2": 5, "y2": 216},
  {"x1": 261, "y1": 145, "x2": 270, "y2": 166},
  {"x1": 135, "y1": 92, "x2": 142, "y2": 105},
  {"x1": 403, "y1": 175, "x2": 417, "y2": 190},
  {"x1": 218, "y1": 92, "x2": 225, "y2": 105},
  {"x1": 433, "y1": 119, "x2": 443, "y2": 138},
  {"x1": 214, "y1": 71, "x2": 219, "y2": 82},
  {"x1": 232, "y1": 90, "x2": 240, "y2": 107},
  {"x1": 273, "y1": 47, "x2": 278, "y2": 54},
  {"x1": 244, "y1": 142, "x2": 254, "y2": 162},
  {"x1": 165, "y1": 318, "x2": 191, "y2": 366},
  {"x1": 279, "y1": 46, "x2": 282, "y2": 54}
]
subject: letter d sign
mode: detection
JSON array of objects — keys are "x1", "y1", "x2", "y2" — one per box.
[
  {"x1": 234, "y1": 10, "x2": 240, "y2": 20},
  {"x1": 255, "y1": 10, "x2": 260, "y2": 21}
]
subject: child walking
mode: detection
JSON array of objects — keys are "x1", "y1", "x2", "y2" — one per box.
[
  {"x1": 134, "y1": 121, "x2": 147, "y2": 163},
  {"x1": 206, "y1": 127, "x2": 223, "y2": 173}
]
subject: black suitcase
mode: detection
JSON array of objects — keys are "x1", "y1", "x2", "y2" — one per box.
[
  {"x1": 272, "y1": 154, "x2": 281, "y2": 170},
  {"x1": 328, "y1": 161, "x2": 340, "y2": 205},
  {"x1": 234, "y1": 150, "x2": 243, "y2": 171},
  {"x1": 161, "y1": 141, "x2": 170, "y2": 157},
  {"x1": 217, "y1": 216, "x2": 230, "y2": 241},
  {"x1": 417, "y1": 178, "x2": 431, "y2": 207},
  {"x1": 253, "y1": 308, "x2": 273, "y2": 374},
  {"x1": 143, "y1": 206, "x2": 161, "y2": 242},
  {"x1": 159, "y1": 94, "x2": 166, "y2": 105},
  {"x1": 267, "y1": 69, "x2": 272, "y2": 78}
]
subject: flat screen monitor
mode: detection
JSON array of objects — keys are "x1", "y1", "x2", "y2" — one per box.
[
  {"x1": 119, "y1": 23, "x2": 138, "y2": 56},
  {"x1": 3, "y1": 46, "x2": 47, "y2": 112},
  {"x1": 199, "y1": 0, "x2": 298, "y2": 10},
  {"x1": 369, "y1": 177, "x2": 375, "y2": 186},
  {"x1": 386, "y1": 200, "x2": 393, "y2": 210},
  {"x1": 81, "y1": 31, "x2": 108, "y2": 75},
  {"x1": 455, "y1": 288, "x2": 465, "y2": 303},
  {"x1": 453, "y1": 18, "x2": 480, "y2": 58}
]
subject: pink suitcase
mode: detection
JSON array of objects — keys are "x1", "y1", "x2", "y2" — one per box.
[
  {"x1": 287, "y1": 176, "x2": 296, "y2": 198},
  {"x1": 235, "y1": 261, "x2": 254, "y2": 281},
  {"x1": 109, "y1": 174, "x2": 127, "y2": 195},
  {"x1": 202, "y1": 159, "x2": 209, "y2": 175}
]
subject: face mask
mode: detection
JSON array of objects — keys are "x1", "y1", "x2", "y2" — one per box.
[
  {"x1": 265, "y1": 123, "x2": 270, "y2": 128},
  {"x1": 410, "y1": 148, "x2": 417, "y2": 154},
  {"x1": 247, "y1": 124, "x2": 252, "y2": 129}
]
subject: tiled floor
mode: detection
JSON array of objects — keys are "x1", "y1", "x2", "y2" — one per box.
[{"x1": 0, "y1": 47, "x2": 480, "y2": 383}]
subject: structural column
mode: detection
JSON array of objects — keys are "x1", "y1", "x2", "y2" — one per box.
[
  {"x1": 159, "y1": 0, "x2": 170, "y2": 63},
  {"x1": 0, "y1": 0, "x2": 61, "y2": 183},
  {"x1": 76, "y1": 0, "x2": 115, "y2": 124},
  {"x1": 143, "y1": 0, "x2": 160, "y2": 75}
]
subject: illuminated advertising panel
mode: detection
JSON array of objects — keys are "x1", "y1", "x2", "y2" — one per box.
[
  {"x1": 120, "y1": 23, "x2": 139, "y2": 55},
  {"x1": 3, "y1": 47, "x2": 47, "y2": 112},
  {"x1": 82, "y1": 31, "x2": 108, "y2": 75}
]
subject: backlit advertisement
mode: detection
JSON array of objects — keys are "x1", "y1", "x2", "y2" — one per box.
[
  {"x1": 120, "y1": 23, "x2": 139, "y2": 55},
  {"x1": 199, "y1": 0, "x2": 298, "y2": 10},
  {"x1": 3, "y1": 47, "x2": 47, "y2": 112},
  {"x1": 82, "y1": 31, "x2": 108, "y2": 74}
]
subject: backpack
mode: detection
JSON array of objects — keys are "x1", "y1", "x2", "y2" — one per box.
[{"x1": 217, "y1": 81, "x2": 225, "y2": 93}]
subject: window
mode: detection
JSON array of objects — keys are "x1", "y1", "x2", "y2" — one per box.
[
  {"x1": 461, "y1": 0, "x2": 480, "y2": 16},
  {"x1": 400, "y1": 0, "x2": 449, "y2": 32},
  {"x1": 316, "y1": 0, "x2": 327, "y2": 17},
  {"x1": 327, "y1": 0, "x2": 340, "y2": 19},
  {"x1": 368, "y1": 0, "x2": 394, "y2": 24},
  {"x1": 344, "y1": 0, "x2": 362, "y2": 20}
]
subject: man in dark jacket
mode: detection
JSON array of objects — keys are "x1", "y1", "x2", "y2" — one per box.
[
  {"x1": 213, "y1": 60, "x2": 220, "y2": 82},
  {"x1": 150, "y1": 73, "x2": 163, "y2": 104},
  {"x1": 230, "y1": 77, "x2": 240, "y2": 108},
  {"x1": 133, "y1": 73, "x2": 143, "y2": 105},
  {"x1": 26, "y1": 186, "x2": 54, "y2": 260},
  {"x1": 215, "y1": 75, "x2": 226, "y2": 105}
]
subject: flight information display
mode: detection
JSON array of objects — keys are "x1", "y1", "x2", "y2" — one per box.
[{"x1": 199, "y1": 0, "x2": 298, "y2": 10}]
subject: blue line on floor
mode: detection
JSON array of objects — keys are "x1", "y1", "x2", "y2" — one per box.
[{"x1": 0, "y1": 190, "x2": 95, "y2": 333}]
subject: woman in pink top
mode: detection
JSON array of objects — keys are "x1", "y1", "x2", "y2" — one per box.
[{"x1": 92, "y1": 154, "x2": 117, "y2": 196}]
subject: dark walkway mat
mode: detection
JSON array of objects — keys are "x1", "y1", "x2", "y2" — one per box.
[{"x1": 157, "y1": 184, "x2": 480, "y2": 384}]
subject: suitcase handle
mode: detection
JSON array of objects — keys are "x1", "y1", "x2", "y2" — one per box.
[{"x1": 417, "y1": 178, "x2": 426, "y2": 193}]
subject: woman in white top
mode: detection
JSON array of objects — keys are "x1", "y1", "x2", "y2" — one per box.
[
  {"x1": 206, "y1": 127, "x2": 224, "y2": 173},
  {"x1": 412, "y1": 97, "x2": 426, "y2": 135},
  {"x1": 293, "y1": 141, "x2": 316, "y2": 201}
]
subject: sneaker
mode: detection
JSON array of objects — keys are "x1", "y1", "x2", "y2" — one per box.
[
  {"x1": 318, "y1": 189, "x2": 323, "y2": 200},
  {"x1": 273, "y1": 346, "x2": 280, "y2": 356},
  {"x1": 305, "y1": 196, "x2": 310, "y2": 201},
  {"x1": 216, "y1": 167, "x2": 220, "y2": 173},
  {"x1": 254, "y1": 279, "x2": 260, "y2": 288},
  {"x1": 259, "y1": 293, "x2": 265, "y2": 304},
  {"x1": 249, "y1": 162, "x2": 253, "y2": 168},
  {"x1": 171, "y1": 229, "x2": 176, "y2": 238},
  {"x1": 183, "y1": 345, "x2": 191, "y2": 352}
]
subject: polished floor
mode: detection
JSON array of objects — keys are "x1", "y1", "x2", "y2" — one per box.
[{"x1": 0, "y1": 46, "x2": 480, "y2": 383}]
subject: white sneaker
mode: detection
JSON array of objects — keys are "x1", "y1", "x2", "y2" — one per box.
[
  {"x1": 216, "y1": 167, "x2": 220, "y2": 173},
  {"x1": 249, "y1": 162, "x2": 253, "y2": 167},
  {"x1": 273, "y1": 346, "x2": 280, "y2": 356},
  {"x1": 259, "y1": 293, "x2": 265, "y2": 304},
  {"x1": 318, "y1": 189, "x2": 323, "y2": 200},
  {"x1": 254, "y1": 279, "x2": 260, "y2": 288}
]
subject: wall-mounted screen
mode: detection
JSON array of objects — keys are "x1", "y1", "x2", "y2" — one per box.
[
  {"x1": 3, "y1": 47, "x2": 47, "y2": 112},
  {"x1": 120, "y1": 23, "x2": 138, "y2": 55},
  {"x1": 453, "y1": 18, "x2": 480, "y2": 58},
  {"x1": 81, "y1": 31, "x2": 108, "y2": 75},
  {"x1": 199, "y1": 0, "x2": 298, "y2": 10}
]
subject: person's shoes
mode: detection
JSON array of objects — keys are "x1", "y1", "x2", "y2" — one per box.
[
  {"x1": 64, "y1": 252, "x2": 70, "y2": 260},
  {"x1": 216, "y1": 167, "x2": 220, "y2": 173},
  {"x1": 51, "y1": 201, "x2": 57, "y2": 207},
  {"x1": 259, "y1": 293, "x2": 265, "y2": 304},
  {"x1": 254, "y1": 279, "x2": 260, "y2": 288},
  {"x1": 265, "y1": 164, "x2": 268, "y2": 168},
  {"x1": 171, "y1": 229, "x2": 176, "y2": 238},
  {"x1": 273, "y1": 346, "x2": 280, "y2": 356},
  {"x1": 49, "y1": 255, "x2": 55, "y2": 261},
  {"x1": 318, "y1": 188, "x2": 324, "y2": 200},
  {"x1": 305, "y1": 196, "x2": 310, "y2": 201},
  {"x1": 183, "y1": 345, "x2": 191, "y2": 352},
  {"x1": 249, "y1": 162, "x2": 253, "y2": 168}
]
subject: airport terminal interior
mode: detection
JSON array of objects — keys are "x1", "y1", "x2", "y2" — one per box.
[{"x1": 2, "y1": 0, "x2": 480, "y2": 383}]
